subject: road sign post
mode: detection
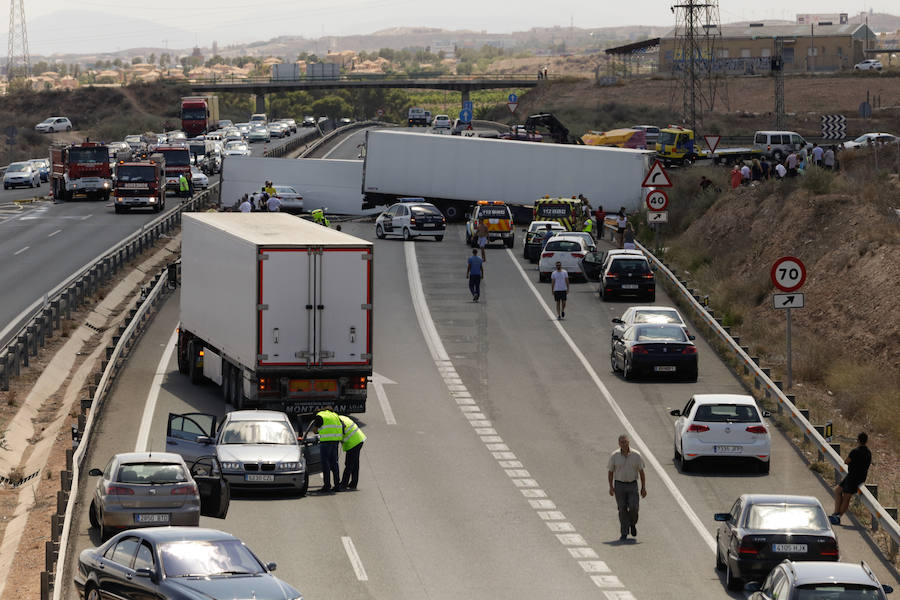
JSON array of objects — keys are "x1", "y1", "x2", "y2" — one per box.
[{"x1": 771, "y1": 256, "x2": 807, "y2": 389}]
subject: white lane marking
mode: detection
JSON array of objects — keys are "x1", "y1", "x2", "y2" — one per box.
[
  {"x1": 504, "y1": 247, "x2": 717, "y2": 552},
  {"x1": 13, "y1": 246, "x2": 29, "y2": 255},
  {"x1": 80, "y1": 214, "x2": 93, "y2": 220},
  {"x1": 323, "y1": 130, "x2": 365, "y2": 159},
  {"x1": 135, "y1": 329, "x2": 178, "y2": 451},
  {"x1": 341, "y1": 536, "x2": 369, "y2": 581},
  {"x1": 405, "y1": 242, "x2": 624, "y2": 593},
  {"x1": 371, "y1": 372, "x2": 397, "y2": 425},
  {"x1": 47, "y1": 229, "x2": 62, "y2": 237}
]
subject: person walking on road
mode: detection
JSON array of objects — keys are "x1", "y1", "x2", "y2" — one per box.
[
  {"x1": 266, "y1": 193, "x2": 282, "y2": 212},
  {"x1": 476, "y1": 219, "x2": 489, "y2": 261},
  {"x1": 338, "y1": 414, "x2": 366, "y2": 490},
  {"x1": 466, "y1": 248, "x2": 484, "y2": 302},
  {"x1": 608, "y1": 434, "x2": 647, "y2": 541},
  {"x1": 830, "y1": 432, "x2": 872, "y2": 525},
  {"x1": 178, "y1": 173, "x2": 191, "y2": 198},
  {"x1": 312, "y1": 407, "x2": 342, "y2": 493},
  {"x1": 615, "y1": 208, "x2": 627, "y2": 248},
  {"x1": 550, "y1": 261, "x2": 569, "y2": 319},
  {"x1": 623, "y1": 223, "x2": 636, "y2": 250}
]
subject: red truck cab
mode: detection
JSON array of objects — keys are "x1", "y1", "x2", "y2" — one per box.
[
  {"x1": 50, "y1": 142, "x2": 112, "y2": 201},
  {"x1": 150, "y1": 145, "x2": 193, "y2": 195},
  {"x1": 181, "y1": 96, "x2": 219, "y2": 137},
  {"x1": 113, "y1": 156, "x2": 166, "y2": 213}
]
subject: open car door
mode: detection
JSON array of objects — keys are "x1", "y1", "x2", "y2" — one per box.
[
  {"x1": 582, "y1": 251, "x2": 605, "y2": 280},
  {"x1": 300, "y1": 421, "x2": 322, "y2": 475},
  {"x1": 166, "y1": 413, "x2": 217, "y2": 466},
  {"x1": 189, "y1": 455, "x2": 230, "y2": 519}
]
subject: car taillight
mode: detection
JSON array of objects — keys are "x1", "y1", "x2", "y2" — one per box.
[
  {"x1": 541, "y1": 252, "x2": 554, "y2": 258},
  {"x1": 746, "y1": 425, "x2": 768, "y2": 434},
  {"x1": 819, "y1": 538, "x2": 839, "y2": 557},
  {"x1": 571, "y1": 253, "x2": 585, "y2": 258},
  {"x1": 642, "y1": 273, "x2": 654, "y2": 279},
  {"x1": 108, "y1": 485, "x2": 135, "y2": 495},
  {"x1": 605, "y1": 273, "x2": 618, "y2": 278},
  {"x1": 631, "y1": 345, "x2": 649, "y2": 354},
  {"x1": 738, "y1": 537, "x2": 759, "y2": 555},
  {"x1": 687, "y1": 424, "x2": 710, "y2": 433},
  {"x1": 171, "y1": 484, "x2": 198, "y2": 496},
  {"x1": 410, "y1": 217, "x2": 417, "y2": 225},
  {"x1": 682, "y1": 346, "x2": 697, "y2": 354}
]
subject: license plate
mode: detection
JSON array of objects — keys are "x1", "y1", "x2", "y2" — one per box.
[
  {"x1": 245, "y1": 474, "x2": 275, "y2": 482},
  {"x1": 623, "y1": 284, "x2": 639, "y2": 289},
  {"x1": 654, "y1": 366, "x2": 676, "y2": 372},
  {"x1": 135, "y1": 513, "x2": 169, "y2": 523},
  {"x1": 714, "y1": 445, "x2": 742, "y2": 453},
  {"x1": 773, "y1": 543, "x2": 807, "y2": 553},
  {"x1": 423, "y1": 223, "x2": 435, "y2": 228}
]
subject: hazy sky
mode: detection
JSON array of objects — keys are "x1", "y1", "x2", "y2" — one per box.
[{"x1": 18, "y1": 1, "x2": 895, "y2": 54}]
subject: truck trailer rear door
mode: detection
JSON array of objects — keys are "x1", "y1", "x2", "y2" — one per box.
[
  {"x1": 317, "y1": 248, "x2": 372, "y2": 365},
  {"x1": 258, "y1": 249, "x2": 313, "y2": 365}
]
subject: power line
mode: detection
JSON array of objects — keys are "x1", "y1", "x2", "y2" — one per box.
[{"x1": 6, "y1": 0, "x2": 31, "y2": 80}]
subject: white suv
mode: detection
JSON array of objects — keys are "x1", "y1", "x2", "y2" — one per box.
[{"x1": 375, "y1": 199, "x2": 446, "y2": 241}]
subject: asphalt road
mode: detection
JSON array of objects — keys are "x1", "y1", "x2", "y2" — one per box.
[{"x1": 62, "y1": 221, "x2": 898, "y2": 600}]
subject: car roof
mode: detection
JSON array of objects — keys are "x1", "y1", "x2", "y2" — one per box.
[
  {"x1": 224, "y1": 410, "x2": 290, "y2": 422},
  {"x1": 128, "y1": 527, "x2": 237, "y2": 543},
  {"x1": 756, "y1": 130, "x2": 801, "y2": 135},
  {"x1": 113, "y1": 451, "x2": 186, "y2": 464},
  {"x1": 691, "y1": 394, "x2": 756, "y2": 406},
  {"x1": 530, "y1": 220, "x2": 565, "y2": 228},
  {"x1": 785, "y1": 561, "x2": 882, "y2": 587},
  {"x1": 741, "y1": 494, "x2": 822, "y2": 507}
]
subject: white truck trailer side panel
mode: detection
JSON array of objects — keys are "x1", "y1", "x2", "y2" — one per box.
[
  {"x1": 221, "y1": 156, "x2": 379, "y2": 215},
  {"x1": 363, "y1": 130, "x2": 651, "y2": 212}
]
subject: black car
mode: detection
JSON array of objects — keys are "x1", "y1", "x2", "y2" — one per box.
[
  {"x1": 715, "y1": 494, "x2": 839, "y2": 591},
  {"x1": 610, "y1": 323, "x2": 697, "y2": 381},
  {"x1": 75, "y1": 527, "x2": 304, "y2": 600},
  {"x1": 747, "y1": 559, "x2": 894, "y2": 599},
  {"x1": 522, "y1": 221, "x2": 564, "y2": 262},
  {"x1": 599, "y1": 251, "x2": 655, "y2": 301}
]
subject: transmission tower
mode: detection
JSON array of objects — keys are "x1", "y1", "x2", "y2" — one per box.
[
  {"x1": 670, "y1": 0, "x2": 726, "y2": 132},
  {"x1": 6, "y1": 0, "x2": 30, "y2": 81}
]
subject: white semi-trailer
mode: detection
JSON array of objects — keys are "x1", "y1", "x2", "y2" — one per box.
[
  {"x1": 178, "y1": 213, "x2": 373, "y2": 416},
  {"x1": 361, "y1": 129, "x2": 653, "y2": 220}
]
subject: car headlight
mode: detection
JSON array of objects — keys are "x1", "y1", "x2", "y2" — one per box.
[
  {"x1": 278, "y1": 462, "x2": 301, "y2": 471},
  {"x1": 221, "y1": 462, "x2": 242, "y2": 471}
]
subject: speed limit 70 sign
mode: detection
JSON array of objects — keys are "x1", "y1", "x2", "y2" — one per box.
[{"x1": 771, "y1": 256, "x2": 806, "y2": 292}]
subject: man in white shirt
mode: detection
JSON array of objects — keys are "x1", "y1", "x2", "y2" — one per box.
[
  {"x1": 740, "y1": 163, "x2": 751, "y2": 183},
  {"x1": 774, "y1": 163, "x2": 787, "y2": 179},
  {"x1": 238, "y1": 195, "x2": 252, "y2": 213},
  {"x1": 811, "y1": 143, "x2": 824, "y2": 166},
  {"x1": 550, "y1": 261, "x2": 569, "y2": 320},
  {"x1": 266, "y1": 194, "x2": 282, "y2": 212}
]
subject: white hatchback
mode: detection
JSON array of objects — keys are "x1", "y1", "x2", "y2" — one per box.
[
  {"x1": 538, "y1": 237, "x2": 589, "y2": 282},
  {"x1": 433, "y1": 115, "x2": 451, "y2": 129},
  {"x1": 671, "y1": 394, "x2": 771, "y2": 473}
]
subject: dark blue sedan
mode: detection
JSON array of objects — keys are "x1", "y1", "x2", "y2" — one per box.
[
  {"x1": 75, "y1": 527, "x2": 303, "y2": 600},
  {"x1": 611, "y1": 323, "x2": 698, "y2": 381}
]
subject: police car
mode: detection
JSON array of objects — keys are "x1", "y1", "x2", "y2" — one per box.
[{"x1": 375, "y1": 198, "x2": 446, "y2": 241}]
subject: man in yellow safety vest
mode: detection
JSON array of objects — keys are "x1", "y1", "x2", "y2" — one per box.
[
  {"x1": 338, "y1": 414, "x2": 366, "y2": 490},
  {"x1": 312, "y1": 407, "x2": 342, "y2": 493},
  {"x1": 178, "y1": 173, "x2": 190, "y2": 198}
]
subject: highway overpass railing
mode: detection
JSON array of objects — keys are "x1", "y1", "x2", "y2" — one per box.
[
  {"x1": 0, "y1": 184, "x2": 218, "y2": 391},
  {"x1": 189, "y1": 73, "x2": 552, "y2": 85}
]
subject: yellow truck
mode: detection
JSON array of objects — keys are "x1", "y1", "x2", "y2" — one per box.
[
  {"x1": 582, "y1": 128, "x2": 648, "y2": 149},
  {"x1": 532, "y1": 196, "x2": 586, "y2": 231},
  {"x1": 656, "y1": 126, "x2": 760, "y2": 166}
]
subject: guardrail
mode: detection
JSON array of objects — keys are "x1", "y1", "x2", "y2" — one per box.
[
  {"x1": 615, "y1": 226, "x2": 900, "y2": 557},
  {"x1": 261, "y1": 127, "x2": 321, "y2": 158},
  {"x1": 0, "y1": 184, "x2": 218, "y2": 390},
  {"x1": 47, "y1": 263, "x2": 173, "y2": 600},
  {"x1": 298, "y1": 120, "x2": 383, "y2": 158}
]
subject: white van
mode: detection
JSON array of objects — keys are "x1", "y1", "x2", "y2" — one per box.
[
  {"x1": 249, "y1": 113, "x2": 268, "y2": 126},
  {"x1": 753, "y1": 131, "x2": 810, "y2": 161}
]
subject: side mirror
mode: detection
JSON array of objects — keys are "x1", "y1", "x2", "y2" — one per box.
[
  {"x1": 688, "y1": 335, "x2": 696, "y2": 341},
  {"x1": 266, "y1": 562, "x2": 277, "y2": 572},
  {"x1": 611, "y1": 318, "x2": 624, "y2": 324},
  {"x1": 88, "y1": 468, "x2": 103, "y2": 476},
  {"x1": 744, "y1": 581, "x2": 762, "y2": 593},
  {"x1": 196, "y1": 436, "x2": 213, "y2": 445},
  {"x1": 669, "y1": 409, "x2": 681, "y2": 416},
  {"x1": 881, "y1": 584, "x2": 894, "y2": 594},
  {"x1": 714, "y1": 513, "x2": 730, "y2": 522},
  {"x1": 762, "y1": 410, "x2": 772, "y2": 418}
]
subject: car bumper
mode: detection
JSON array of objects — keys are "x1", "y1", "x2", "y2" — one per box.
[
  {"x1": 731, "y1": 553, "x2": 837, "y2": 582},
  {"x1": 115, "y1": 196, "x2": 161, "y2": 207},
  {"x1": 101, "y1": 504, "x2": 200, "y2": 529},
  {"x1": 410, "y1": 225, "x2": 445, "y2": 236},
  {"x1": 223, "y1": 471, "x2": 305, "y2": 489},
  {"x1": 4, "y1": 178, "x2": 32, "y2": 187},
  {"x1": 681, "y1": 437, "x2": 770, "y2": 462},
  {"x1": 539, "y1": 258, "x2": 583, "y2": 275},
  {"x1": 602, "y1": 281, "x2": 655, "y2": 298}
]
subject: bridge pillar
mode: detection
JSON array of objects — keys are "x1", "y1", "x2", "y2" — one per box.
[
  {"x1": 460, "y1": 88, "x2": 470, "y2": 107},
  {"x1": 255, "y1": 93, "x2": 266, "y2": 114}
]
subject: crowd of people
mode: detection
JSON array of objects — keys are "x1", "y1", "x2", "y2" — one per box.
[
  {"x1": 234, "y1": 181, "x2": 281, "y2": 212},
  {"x1": 728, "y1": 143, "x2": 839, "y2": 189}
]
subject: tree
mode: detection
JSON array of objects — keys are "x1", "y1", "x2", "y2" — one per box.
[
  {"x1": 311, "y1": 95, "x2": 352, "y2": 118},
  {"x1": 148, "y1": 52, "x2": 156, "y2": 65},
  {"x1": 132, "y1": 56, "x2": 143, "y2": 65},
  {"x1": 159, "y1": 53, "x2": 170, "y2": 66}
]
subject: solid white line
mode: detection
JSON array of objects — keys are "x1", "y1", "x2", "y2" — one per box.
[
  {"x1": 135, "y1": 328, "x2": 178, "y2": 452},
  {"x1": 404, "y1": 243, "x2": 449, "y2": 362},
  {"x1": 13, "y1": 246, "x2": 29, "y2": 255},
  {"x1": 341, "y1": 536, "x2": 369, "y2": 581},
  {"x1": 372, "y1": 376, "x2": 397, "y2": 425},
  {"x1": 48, "y1": 229, "x2": 62, "y2": 237},
  {"x1": 504, "y1": 248, "x2": 716, "y2": 552},
  {"x1": 322, "y1": 130, "x2": 365, "y2": 159}
]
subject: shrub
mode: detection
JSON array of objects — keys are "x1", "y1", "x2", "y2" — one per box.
[{"x1": 800, "y1": 166, "x2": 835, "y2": 195}]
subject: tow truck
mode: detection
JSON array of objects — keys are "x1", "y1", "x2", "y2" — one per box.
[{"x1": 656, "y1": 125, "x2": 761, "y2": 166}]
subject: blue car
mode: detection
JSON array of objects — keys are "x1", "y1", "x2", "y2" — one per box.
[
  {"x1": 75, "y1": 527, "x2": 303, "y2": 600},
  {"x1": 30, "y1": 158, "x2": 50, "y2": 182}
]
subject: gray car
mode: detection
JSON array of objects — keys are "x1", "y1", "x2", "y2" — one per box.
[
  {"x1": 273, "y1": 185, "x2": 303, "y2": 213},
  {"x1": 88, "y1": 452, "x2": 229, "y2": 541},
  {"x1": 166, "y1": 411, "x2": 312, "y2": 496},
  {"x1": 3, "y1": 161, "x2": 41, "y2": 189},
  {"x1": 747, "y1": 559, "x2": 894, "y2": 598}
]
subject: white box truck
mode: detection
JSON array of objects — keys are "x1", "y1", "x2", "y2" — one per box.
[
  {"x1": 178, "y1": 213, "x2": 373, "y2": 416},
  {"x1": 361, "y1": 129, "x2": 652, "y2": 221}
]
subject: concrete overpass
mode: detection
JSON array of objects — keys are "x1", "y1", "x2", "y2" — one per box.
[{"x1": 188, "y1": 74, "x2": 547, "y2": 113}]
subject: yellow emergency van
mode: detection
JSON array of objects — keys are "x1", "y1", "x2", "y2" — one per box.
[
  {"x1": 532, "y1": 196, "x2": 585, "y2": 231},
  {"x1": 465, "y1": 201, "x2": 515, "y2": 248}
]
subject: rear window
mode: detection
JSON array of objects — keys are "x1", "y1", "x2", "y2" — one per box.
[
  {"x1": 634, "y1": 325, "x2": 687, "y2": 342},
  {"x1": 545, "y1": 241, "x2": 581, "y2": 252},
  {"x1": 633, "y1": 310, "x2": 681, "y2": 324},
  {"x1": 609, "y1": 258, "x2": 650, "y2": 274},
  {"x1": 795, "y1": 585, "x2": 882, "y2": 599},
  {"x1": 693, "y1": 404, "x2": 760, "y2": 423},
  {"x1": 411, "y1": 205, "x2": 442, "y2": 216},
  {"x1": 754, "y1": 134, "x2": 766, "y2": 144},
  {"x1": 478, "y1": 206, "x2": 510, "y2": 218},
  {"x1": 117, "y1": 462, "x2": 188, "y2": 484},
  {"x1": 746, "y1": 504, "x2": 828, "y2": 531}
]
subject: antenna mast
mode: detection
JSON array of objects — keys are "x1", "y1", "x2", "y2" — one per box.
[
  {"x1": 6, "y1": 0, "x2": 30, "y2": 81},
  {"x1": 670, "y1": 0, "x2": 725, "y2": 132}
]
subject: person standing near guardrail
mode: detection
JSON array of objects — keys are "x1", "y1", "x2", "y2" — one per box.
[
  {"x1": 830, "y1": 432, "x2": 871, "y2": 525},
  {"x1": 615, "y1": 208, "x2": 627, "y2": 248}
]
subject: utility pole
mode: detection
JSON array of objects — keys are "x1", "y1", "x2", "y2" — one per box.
[
  {"x1": 773, "y1": 37, "x2": 785, "y2": 129},
  {"x1": 6, "y1": 0, "x2": 30, "y2": 81}
]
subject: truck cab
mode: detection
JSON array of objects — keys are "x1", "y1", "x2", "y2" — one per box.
[
  {"x1": 465, "y1": 201, "x2": 515, "y2": 248},
  {"x1": 113, "y1": 156, "x2": 166, "y2": 213},
  {"x1": 151, "y1": 145, "x2": 193, "y2": 195},
  {"x1": 656, "y1": 126, "x2": 698, "y2": 165},
  {"x1": 50, "y1": 142, "x2": 113, "y2": 201},
  {"x1": 408, "y1": 107, "x2": 427, "y2": 127}
]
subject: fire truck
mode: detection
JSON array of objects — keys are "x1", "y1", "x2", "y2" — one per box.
[
  {"x1": 112, "y1": 155, "x2": 166, "y2": 214},
  {"x1": 149, "y1": 145, "x2": 193, "y2": 196},
  {"x1": 49, "y1": 141, "x2": 112, "y2": 201}
]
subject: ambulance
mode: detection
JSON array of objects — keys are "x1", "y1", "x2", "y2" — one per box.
[
  {"x1": 532, "y1": 196, "x2": 586, "y2": 231},
  {"x1": 465, "y1": 201, "x2": 515, "y2": 248}
]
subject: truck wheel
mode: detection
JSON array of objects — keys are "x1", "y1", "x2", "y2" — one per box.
[
  {"x1": 114, "y1": 205, "x2": 124, "y2": 214},
  {"x1": 188, "y1": 341, "x2": 202, "y2": 384},
  {"x1": 154, "y1": 202, "x2": 161, "y2": 213},
  {"x1": 434, "y1": 235, "x2": 443, "y2": 242},
  {"x1": 444, "y1": 203, "x2": 463, "y2": 221},
  {"x1": 177, "y1": 335, "x2": 189, "y2": 374},
  {"x1": 231, "y1": 367, "x2": 245, "y2": 410},
  {"x1": 222, "y1": 363, "x2": 233, "y2": 402},
  {"x1": 505, "y1": 237, "x2": 514, "y2": 249},
  {"x1": 296, "y1": 472, "x2": 309, "y2": 498}
]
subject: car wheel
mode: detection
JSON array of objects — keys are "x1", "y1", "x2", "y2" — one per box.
[
  {"x1": 610, "y1": 352, "x2": 619, "y2": 373},
  {"x1": 538, "y1": 272, "x2": 549, "y2": 283},
  {"x1": 647, "y1": 292, "x2": 656, "y2": 303},
  {"x1": 715, "y1": 539, "x2": 726, "y2": 571},
  {"x1": 375, "y1": 224, "x2": 385, "y2": 239},
  {"x1": 100, "y1": 523, "x2": 112, "y2": 543},
  {"x1": 758, "y1": 459, "x2": 770, "y2": 475},
  {"x1": 114, "y1": 205, "x2": 124, "y2": 214},
  {"x1": 403, "y1": 228, "x2": 412, "y2": 241},
  {"x1": 434, "y1": 235, "x2": 443, "y2": 242},
  {"x1": 725, "y1": 561, "x2": 742, "y2": 591},
  {"x1": 505, "y1": 237, "x2": 514, "y2": 249},
  {"x1": 3, "y1": 185, "x2": 8, "y2": 190},
  {"x1": 684, "y1": 368, "x2": 698, "y2": 383},
  {"x1": 86, "y1": 584, "x2": 102, "y2": 600},
  {"x1": 772, "y1": 150, "x2": 783, "y2": 162},
  {"x1": 48, "y1": 127, "x2": 55, "y2": 133},
  {"x1": 623, "y1": 357, "x2": 634, "y2": 380},
  {"x1": 66, "y1": 125, "x2": 72, "y2": 131},
  {"x1": 296, "y1": 472, "x2": 309, "y2": 497},
  {"x1": 88, "y1": 500, "x2": 99, "y2": 528},
  {"x1": 681, "y1": 454, "x2": 693, "y2": 473}
]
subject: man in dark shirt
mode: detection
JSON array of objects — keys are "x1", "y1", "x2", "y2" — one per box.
[{"x1": 830, "y1": 432, "x2": 872, "y2": 525}]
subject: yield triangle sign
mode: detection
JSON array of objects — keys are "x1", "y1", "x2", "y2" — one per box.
[
  {"x1": 703, "y1": 134, "x2": 721, "y2": 153},
  {"x1": 641, "y1": 159, "x2": 672, "y2": 187},
  {"x1": 507, "y1": 102, "x2": 518, "y2": 113}
]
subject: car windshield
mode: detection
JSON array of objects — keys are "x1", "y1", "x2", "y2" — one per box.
[
  {"x1": 225, "y1": 142, "x2": 246, "y2": 150},
  {"x1": 159, "y1": 540, "x2": 264, "y2": 577},
  {"x1": 182, "y1": 108, "x2": 207, "y2": 120},
  {"x1": 116, "y1": 165, "x2": 156, "y2": 182},
  {"x1": 634, "y1": 325, "x2": 687, "y2": 342},
  {"x1": 746, "y1": 504, "x2": 829, "y2": 531},
  {"x1": 219, "y1": 420, "x2": 294, "y2": 445},
  {"x1": 853, "y1": 135, "x2": 872, "y2": 143},
  {"x1": 795, "y1": 584, "x2": 882, "y2": 599},
  {"x1": 189, "y1": 143, "x2": 206, "y2": 155},
  {"x1": 8, "y1": 162, "x2": 30, "y2": 172},
  {"x1": 610, "y1": 259, "x2": 650, "y2": 274},
  {"x1": 694, "y1": 404, "x2": 760, "y2": 423},
  {"x1": 411, "y1": 205, "x2": 442, "y2": 216},
  {"x1": 117, "y1": 462, "x2": 188, "y2": 484},
  {"x1": 545, "y1": 240, "x2": 581, "y2": 252},
  {"x1": 478, "y1": 207, "x2": 510, "y2": 218},
  {"x1": 633, "y1": 310, "x2": 682, "y2": 324}
]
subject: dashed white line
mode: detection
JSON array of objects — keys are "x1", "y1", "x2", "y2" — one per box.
[
  {"x1": 80, "y1": 214, "x2": 93, "y2": 220},
  {"x1": 341, "y1": 536, "x2": 369, "y2": 581},
  {"x1": 13, "y1": 246, "x2": 29, "y2": 255},
  {"x1": 48, "y1": 229, "x2": 62, "y2": 237}
]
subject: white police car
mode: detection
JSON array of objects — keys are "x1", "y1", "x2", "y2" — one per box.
[{"x1": 375, "y1": 198, "x2": 446, "y2": 241}]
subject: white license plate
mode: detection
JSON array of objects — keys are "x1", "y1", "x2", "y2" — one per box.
[
  {"x1": 423, "y1": 223, "x2": 435, "y2": 228},
  {"x1": 135, "y1": 513, "x2": 169, "y2": 523},
  {"x1": 654, "y1": 366, "x2": 676, "y2": 372},
  {"x1": 714, "y1": 445, "x2": 742, "y2": 453},
  {"x1": 773, "y1": 543, "x2": 807, "y2": 553},
  {"x1": 623, "y1": 284, "x2": 639, "y2": 289},
  {"x1": 245, "y1": 474, "x2": 275, "y2": 482}
]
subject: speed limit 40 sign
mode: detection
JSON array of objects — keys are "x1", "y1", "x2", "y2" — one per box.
[
  {"x1": 771, "y1": 256, "x2": 807, "y2": 292},
  {"x1": 645, "y1": 189, "x2": 668, "y2": 211}
]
